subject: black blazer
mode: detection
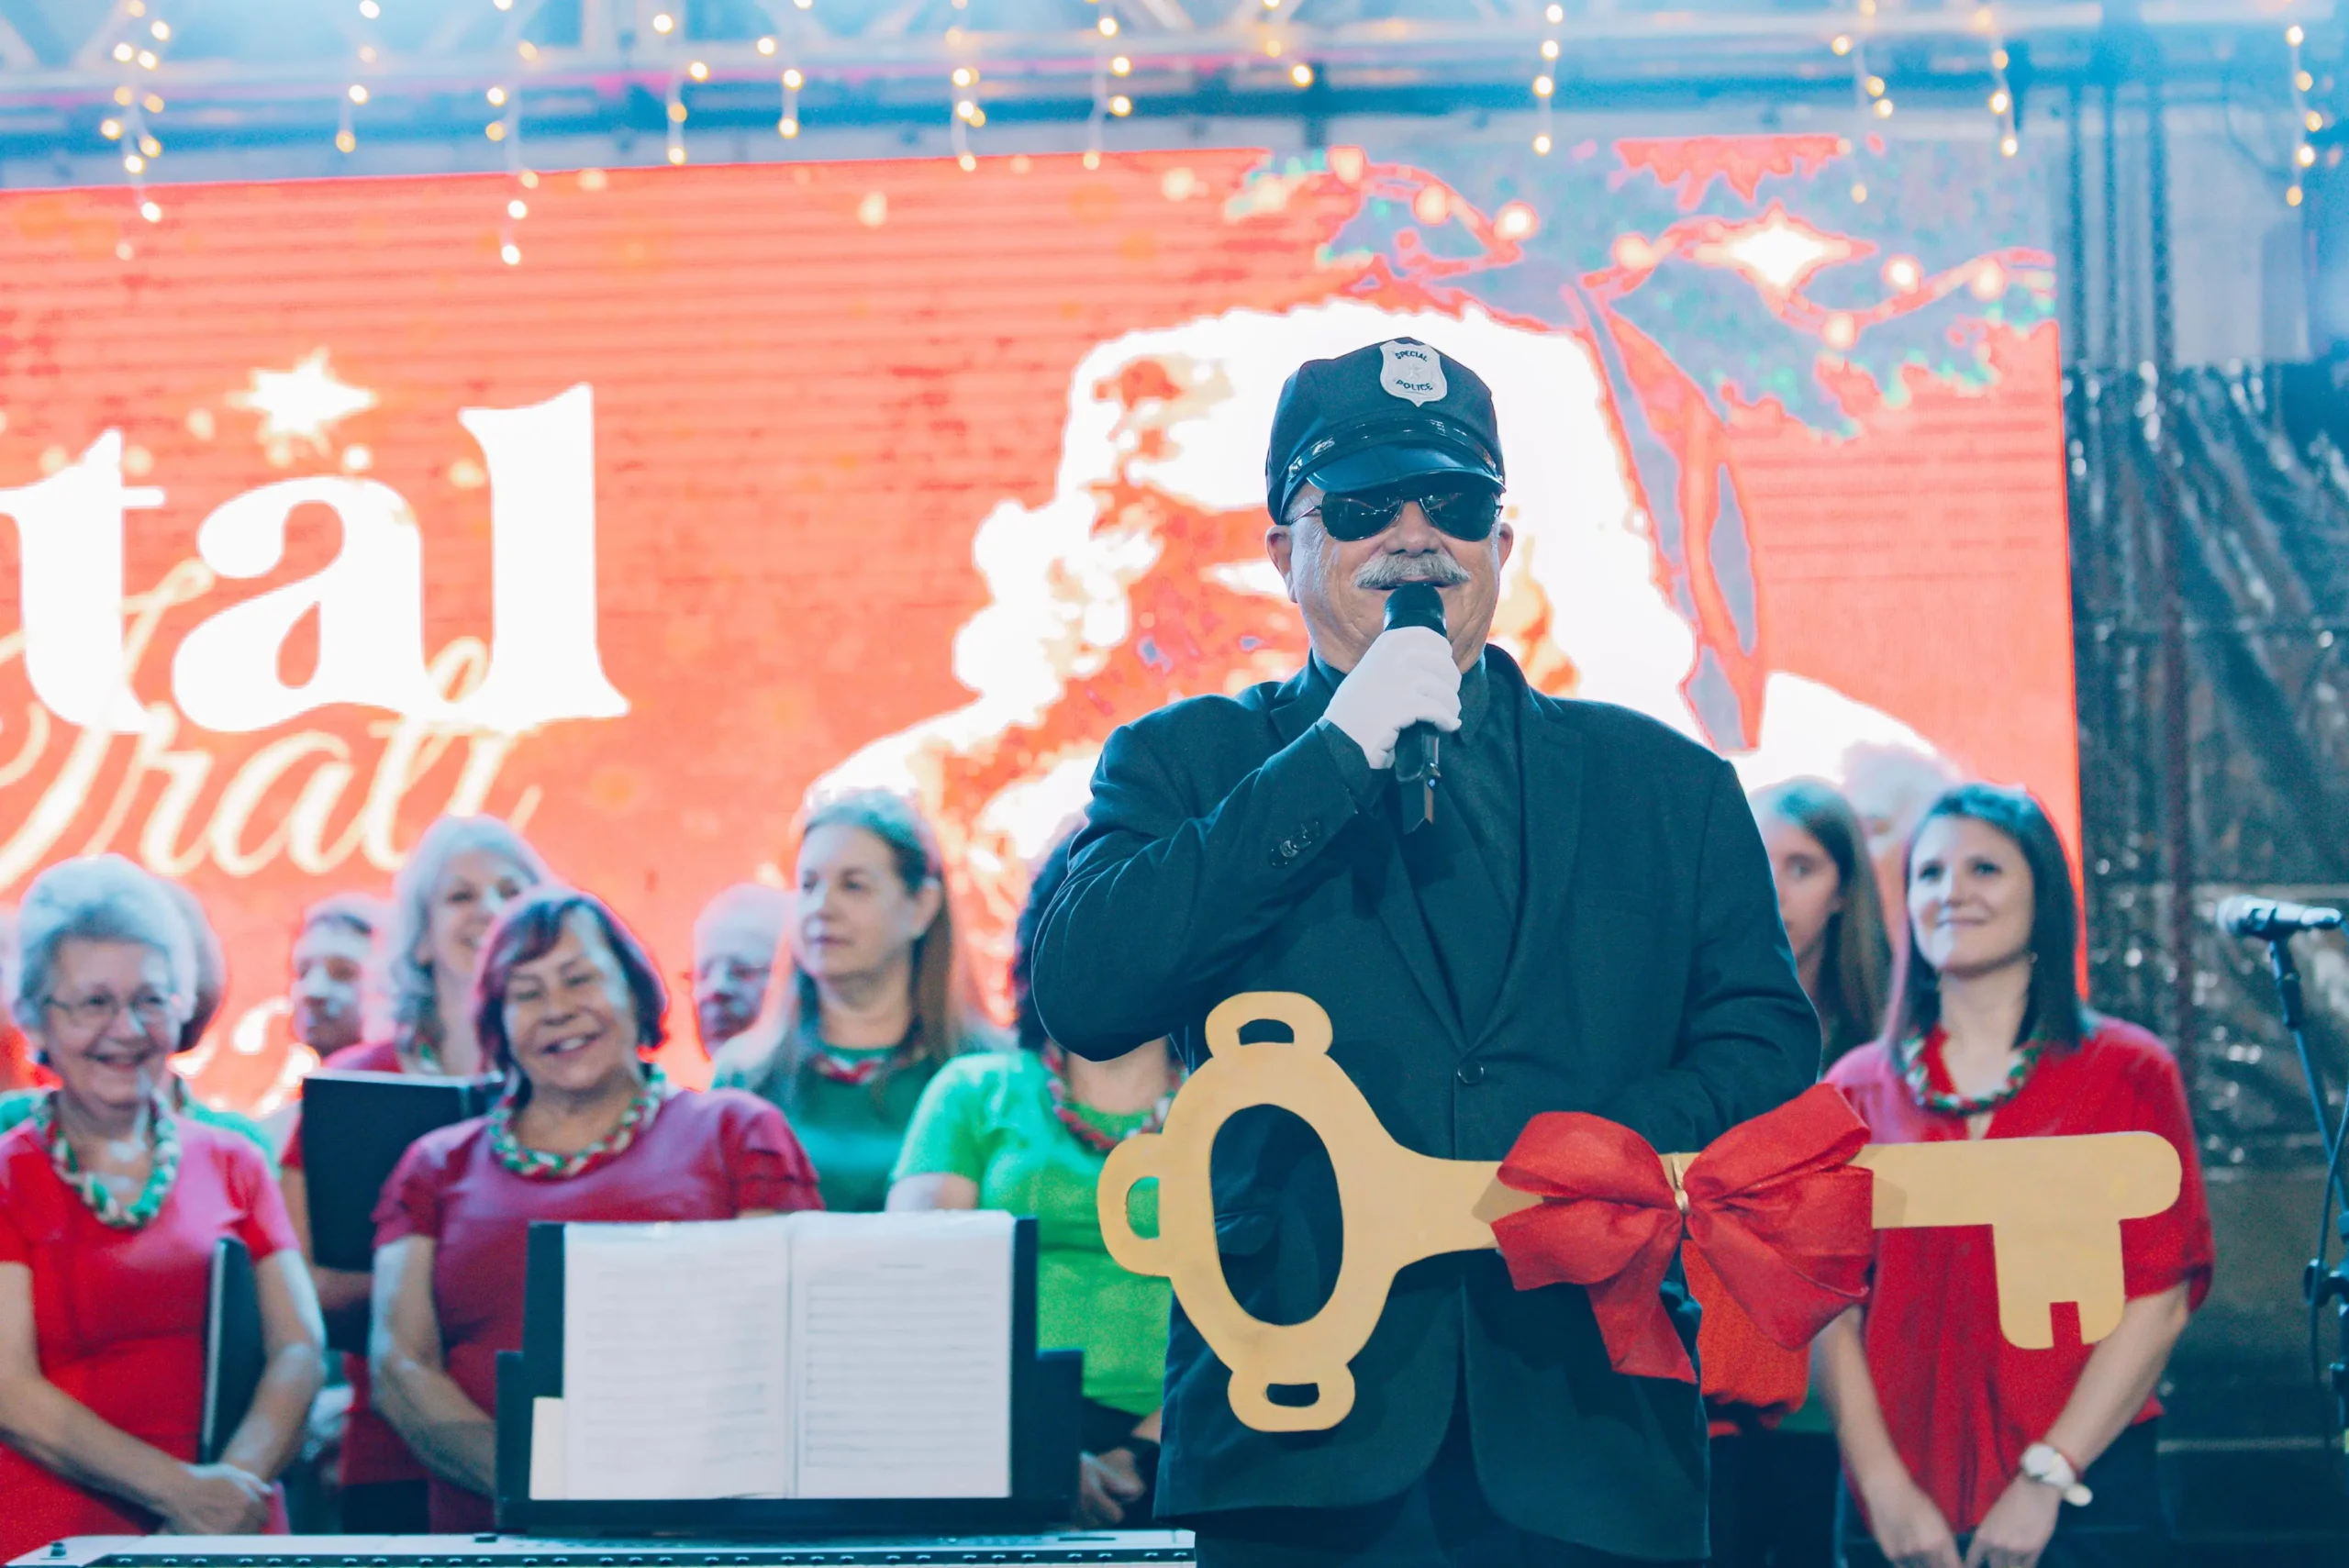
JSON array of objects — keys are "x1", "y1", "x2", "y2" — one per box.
[{"x1": 1032, "y1": 649, "x2": 1819, "y2": 1561}]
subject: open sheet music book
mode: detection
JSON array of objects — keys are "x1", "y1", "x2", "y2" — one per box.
[{"x1": 552, "y1": 1210, "x2": 1018, "y2": 1503}]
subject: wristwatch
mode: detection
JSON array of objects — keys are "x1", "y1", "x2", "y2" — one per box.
[{"x1": 2019, "y1": 1442, "x2": 2093, "y2": 1507}]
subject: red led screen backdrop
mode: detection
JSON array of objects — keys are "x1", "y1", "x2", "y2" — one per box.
[{"x1": 0, "y1": 134, "x2": 2071, "y2": 1113}]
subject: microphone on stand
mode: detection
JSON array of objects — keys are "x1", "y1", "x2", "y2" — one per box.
[
  {"x1": 2212, "y1": 895, "x2": 2345, "y2": 940},
  {"x1": 1384, "y1": 583, "x2": 1446, "y2": 833}
]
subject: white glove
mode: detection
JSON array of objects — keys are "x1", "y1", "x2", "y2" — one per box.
[{"x1": 1322, "y1": 626, "x2": 1462, "y2": 771}]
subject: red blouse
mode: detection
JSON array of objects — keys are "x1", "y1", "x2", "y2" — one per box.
[
  {"x1": 282, "y1": 1037, "x2": 426, "y2": 1489},
  {"x1": 0, "y1": 1115, "x2": 297, "y2": 1555},
  {"x1": 373, "y1": 1086, "x2": 820, "y2": 1531},
  {"x1": 1826, "y1": 1016, "x2": 2214, "y2": 1534}
]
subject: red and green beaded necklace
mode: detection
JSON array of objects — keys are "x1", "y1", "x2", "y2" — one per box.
[
  {"x1": 32, "y1": 1090, "x2": 181, "y2": 1229},
  {"x1": 1898, "y1": 1025, "x2": 2046, "y2": 1118},
  {"x1": 488, "y1": 1065, "x2": 668, "y2": 1181},
  {"x1": 1041, "y1": 1042, "x2": 1181, "y2": 1155},
  {"x1": 802, "y1": 1020, "x2": 917, "y2": 1087}
]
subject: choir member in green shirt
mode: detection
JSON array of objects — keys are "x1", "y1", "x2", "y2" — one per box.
[
  {"x1": 713, "y1": 791, "x2": 995, "y2": 1212},
  {"x1": 889, "y1": 832, "x2": 1180, "y2": 1528}
]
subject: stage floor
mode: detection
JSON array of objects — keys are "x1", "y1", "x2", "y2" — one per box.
[{"x1": 9, "y1": 1535, "x2": 1195, "y2": 1567}]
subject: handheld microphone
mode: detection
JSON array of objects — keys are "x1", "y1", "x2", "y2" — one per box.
[
  {"x1": 2213, "y1": 895, "x2": 2345, "y2": 940},
  {"x1": 1384, "y1": 583, "x2": 1446, "y2": 833}
]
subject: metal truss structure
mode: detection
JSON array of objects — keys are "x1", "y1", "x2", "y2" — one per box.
[{"x1": 0, "y1": 1, "x2": 2331, "y2": 161}]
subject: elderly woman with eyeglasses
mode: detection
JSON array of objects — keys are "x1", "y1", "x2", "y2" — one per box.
[{"x1": 0, "y1": 856, "x2": 326, "y2": 1551}]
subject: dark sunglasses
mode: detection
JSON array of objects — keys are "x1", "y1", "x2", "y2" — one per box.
[{"x1": 1308, "y1": 484, "x2": 1502, "y2": 543}]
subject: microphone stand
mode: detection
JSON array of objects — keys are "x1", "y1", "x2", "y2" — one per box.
[{"x1": 2261, "y1": 935, "x2": 2349, "y2": 1486}]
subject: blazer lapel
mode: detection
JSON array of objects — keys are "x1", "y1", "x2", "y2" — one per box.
[
  {"x1": 1368, "y1": 812, "x2": 1466, "y2": 1050},
  {"x1": 1493, "y1": 676, "x2": 1584, "y2": 1018},
  {"x1": 1267, "y1": 663, "x2": 1327, "y2": 747},
  {"x1": 1267, "y1": 659, "x2": 1463, "y2": 1045}
]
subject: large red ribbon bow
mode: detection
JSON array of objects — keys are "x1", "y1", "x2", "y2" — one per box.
[{"x1": 1490, "y1": 1083, "x2": 1876, "y2": 1382}]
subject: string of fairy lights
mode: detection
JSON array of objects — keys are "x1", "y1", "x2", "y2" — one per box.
[
  {"x1": 1988, "y1": 34, "x2": 2018, "y2": 160},
  {"x1": 2289, "y1": 23, "x2": 2318, "y2": 208},
  {"x1": 952, "y1": 48, "x2": 982, "y2": 171},
  {"x1": 99, "y1": 2, "x2": 2335, "y2": 250},
  {"x1": 1531, "y1": 2, "x2": 1560, "y2": 154},
  {"x1": 97, "y1": 1, "x2": 173, "y2": 233}
]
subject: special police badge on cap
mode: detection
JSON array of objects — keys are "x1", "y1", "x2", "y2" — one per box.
[
  {"x1": 1378, "y1": 340, "x2": 1447, "y2": 406},
  {"x1": 1264, "y1": 336, "x2": 1502, "y2": 521}
]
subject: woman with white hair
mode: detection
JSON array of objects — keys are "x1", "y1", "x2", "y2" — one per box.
[
  {"x1": 0, "y1": 876, "x2": 275, "y2": 1164},
  {"x1": 278, "y1": 814, "x2": 549, "y2": 1532},
  {"x1": 0, "y1": 855, "x2": 325, "y2": 1550}
]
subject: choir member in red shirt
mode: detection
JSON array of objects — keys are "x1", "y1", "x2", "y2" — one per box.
[
  {"x1": 279, "y1": 816, "x2": 546, "y2": 1531},
  {"x1": 289, "y1": 892, "x2": 387, "y2": 1059},
  {"x1": 370, "y1": 886, "x2": 822, "y2": 1531},
  {"x1": 0, "y1": 856, "x2": 326, "y2": 1553},
  {"x1": 1815, "y1": 785, "x2": 2214, "y2": 1568}
]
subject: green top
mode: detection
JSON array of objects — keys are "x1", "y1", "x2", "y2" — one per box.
[
  {"x1": 892, "y1": 1049, "x2": 1166, "y2": 1418},
  {"x1": 717, "y1": 1027, "x2": 1001, "y2": 1214},
  {"x1": 0, "y1": 1087, "x2": 280, "y2": 1175},
  {"x1": 1775, "y1": 1384, "x2": 1833, "y2": 1433}
]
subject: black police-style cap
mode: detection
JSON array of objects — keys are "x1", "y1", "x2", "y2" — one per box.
[{"x1": 1264, "y1": 337, "x2": 1505, "y2": 523}]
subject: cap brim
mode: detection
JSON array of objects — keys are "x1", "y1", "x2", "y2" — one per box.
[{"x1": 1305, "y1": 444, "x2": 1499, "y2": 496}]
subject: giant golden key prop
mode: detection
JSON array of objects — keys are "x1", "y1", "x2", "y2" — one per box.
[{"x1": 1097, "y1": 992, "x2": 2184, "y2": 1433}]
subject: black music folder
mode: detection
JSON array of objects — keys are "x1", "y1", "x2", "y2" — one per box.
[
  {"x1": 200, "y1": 1236, "x2": 264, "y2": 1463},
  {"x1": 299, "y1": 1069, "x2": 495, "y2": 1271}
]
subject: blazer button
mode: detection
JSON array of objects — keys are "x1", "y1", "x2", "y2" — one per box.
[
  {"x1": 1455, "y1": 1062, "x2": 1486, "y2": 1086},
  {"x1": 1271, "y1": 839, "x2": 1298, "y2": 867}
]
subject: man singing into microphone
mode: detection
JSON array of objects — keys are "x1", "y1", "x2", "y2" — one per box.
[{"x1": 1032, "y1": 338, "x2": 1819, "y2": 1566}]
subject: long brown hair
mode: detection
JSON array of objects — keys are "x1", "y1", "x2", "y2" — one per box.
[
  {"x1": 1752, "y1": 779, "x2": 1893, "y2": 1067},
  {"x1": 713, "y1": 790, "x2": 973, "y2": 1095},
  {"x1": 1886, "y1": 783, "x2": 2088, "y2": 1054}
]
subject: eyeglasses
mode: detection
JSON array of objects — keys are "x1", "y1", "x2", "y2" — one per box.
[
  {"x1": 44, "y1": 990, "x2": 176, "y2": 1033},
  {"x1": 1308, "y1": 484, "x2": 1502, "y2": 542}
]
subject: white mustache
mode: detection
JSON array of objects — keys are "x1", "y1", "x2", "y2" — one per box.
[{"x1": 1354, "y1": 553, "x2": 1471, "y2": 590}]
